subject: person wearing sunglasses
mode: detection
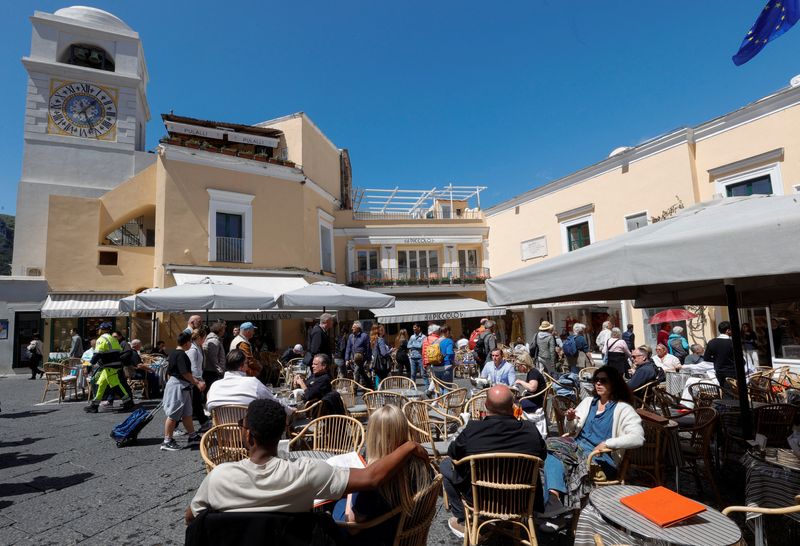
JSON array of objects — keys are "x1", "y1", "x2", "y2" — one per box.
[
  {"x1": 540, "y1": 366, "x2": 643, "y2": 515},
  {"x1": 627, "y1": 345, "x2": 661, "y2": 391}
]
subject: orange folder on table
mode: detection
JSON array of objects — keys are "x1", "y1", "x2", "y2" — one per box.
[{"x1": 620, "y1": 486, "x2": 706, "y2": 527}]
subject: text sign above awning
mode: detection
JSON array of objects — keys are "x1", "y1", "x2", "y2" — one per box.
[
  {"x1": 164, "y1": 122, "x2": 278, "y2": 148},
  {"x1": 226, "y1": 132, "x2": 279, "y2": 148},
  {"x1": 371, "y1": 297, "x2": 505, "y2": 324}
]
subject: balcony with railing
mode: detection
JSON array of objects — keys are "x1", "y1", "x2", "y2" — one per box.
[
  {"x1": 215, "y1": 236, "x2": 245, "y2": 263},
  {"x1": 350, "y1": 185, "x2": 486, "y2": 221},
  {"x1": 349, "y1": 267, "x2": 490, "y2": 289}
]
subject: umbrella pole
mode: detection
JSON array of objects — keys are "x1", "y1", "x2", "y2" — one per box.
[
  {"x1": 205, "y1": 309, "x2": 209, "y2": 324},
  {"x1": 725, "y1": 282, "x2": 753, "y2": 439}
]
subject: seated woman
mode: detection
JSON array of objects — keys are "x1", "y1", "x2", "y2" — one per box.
[
  {"x1": 333, "y1": 404, "x2": 431, "y2": 545},
  {"x1": 543, "y1": 366, "x2": 644, "y2": 509}
]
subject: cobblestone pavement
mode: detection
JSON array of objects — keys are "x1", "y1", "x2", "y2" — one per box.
[{"x1": 4, "y1": 372, "x2": 796, "y2": 545}]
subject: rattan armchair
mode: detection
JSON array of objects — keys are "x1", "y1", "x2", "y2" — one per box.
[
  {"x1": 722, "y1": 495, "x2": 800, "y2": 546},
  {"x1": 211, "y1": 404, "x2": 249, "y2": 426},
  {"x1": 652, "y1": 386, "x2": 691, "y2": 419},
  {"x1": 363, "y1": 390, "x2": 410, "y2": 417},
  {"x1": 332, "y1": 377, "x2": 368, "y2": 420},
  {"x1": 676, "y1": 407, "x2": 721, "y2": 505},
  {"x1": 200, "y1": 424, "x2": 248, "y2": 473},
  {"x1": 430, "y1": 374, "x2": 459, "y2": 397},
  {"x1": 579, "y1": 367, "x2": 598, "y2": 381},
  {"x1": 687, "y1": 382, "x2": 723, "y2": 409},
  {"x1": 403, "y1": 400, "x2": 462, "y2": 462},
  {"x1": 551, "y1": 395, "x2": 578, "y2": 436},
  {"x1": 587, "y1": 447, "x2": 629, "y2": 486},
  {"x1": 625, "y1": 417, "x2": 668, "y2": 486},
  {"x1": 754, "y1": 403, "x2": 798, "y2": 447},
  {"x1": 41, "y1": 362, "x2": 78, "y2": 403},
  {"x1": 378, "y1": 375, "x2": 417, "y2": 391},
  {"x1": 287, "y1": 399, "x2": 325, "y2": 437},
  {"x1": 454, "y1": 452, "x2": 543, "y2": 546},
  {"x1": 543, "y1": 372, "x2": 579, "y2": 400},
  {"x1": 336, "y1": 474, "x2": 443, "y2": 546},
  {"x1": 631, "y1": 381, "x2": 658, "y2": 409},
  {"x1": 463, "y1": 393, "x2": 487, "y2": 420},
  {"x1": 289, "y1": 415, "x2": 365, "y2": 454}
]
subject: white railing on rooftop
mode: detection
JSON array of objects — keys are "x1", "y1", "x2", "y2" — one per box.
[{"x1": 351, "y1": 184, "x2": 486, "y2": 220}]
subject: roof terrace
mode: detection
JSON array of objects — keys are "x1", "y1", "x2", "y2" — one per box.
[{"x1": 350, "y1": 184, "x2": 486, "y2": 220}]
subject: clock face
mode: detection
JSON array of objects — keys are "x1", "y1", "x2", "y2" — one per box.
[{"x1": 48, "y1": 81, "x2": 117, "y2": 139}]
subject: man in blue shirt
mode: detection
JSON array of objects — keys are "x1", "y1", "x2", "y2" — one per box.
[
  {"x1": 407, "y1": 323, "x2": 426, "y2": 387},
  {"x1": 480, "y1": 349, "x2": 516, "y2": 387},
  {"x1": 345, "y1": 321, "x2": 371, "y2": 386}
]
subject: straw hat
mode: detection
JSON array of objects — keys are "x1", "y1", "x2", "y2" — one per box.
[{"x1": 538, "y1": 321, "x2": 554, "y2": 331}]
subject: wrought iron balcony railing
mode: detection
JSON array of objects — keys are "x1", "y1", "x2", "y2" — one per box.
[
  {"x1": 215, "y1": 236, "x2": 245, "y2": 263},
  {"x1": 348, "y1": 267, "x2": 490, "y2": 287}
]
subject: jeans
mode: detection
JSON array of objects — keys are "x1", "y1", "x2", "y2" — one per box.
[
  {"x1": 431, "y1": 365, "x2": 453, "y2": 384},
  {"x1": 542, "y1": 455, "x2": 568, "y2": 503},
  {"x1": 334, "y1": 358, "x2": 346, "y2": 379},
  {"x1": 410, "y1": 356, "x2": 426, "y2": 387},
  {"x1": 440, "y1": 459, "x2": 471, "y2": 523}
]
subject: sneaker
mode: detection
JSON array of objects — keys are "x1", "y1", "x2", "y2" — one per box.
[
  {"x1": 83, "y1": 404, "x2": 99, "y2": 413},
  {"x1": 173, "y1": 427, "x2": 187, "y2": 437},
  {"x1": 448, "y1": 517, "x2": 465, "y2": 539},
  {"x1": 100, "y1": 400, "x2": 112, "y2": 407},
  {"x1": 186, "y1": 433, "x2": 202, "y2": 444},
  {"x1": 198, "y1": 421, "x2": 212, "y2": 433},
  {"x1": 160, "y1": 439, "x2": 181, "y2": 451}
]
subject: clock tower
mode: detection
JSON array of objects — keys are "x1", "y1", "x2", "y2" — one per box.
[{"x1": 11, "y1": 6, "x2": 152, "y2": 276}]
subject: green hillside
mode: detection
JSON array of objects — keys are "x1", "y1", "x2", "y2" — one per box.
[{"x1": 0, "y1": 214, "x2": 14, "y2": 275}]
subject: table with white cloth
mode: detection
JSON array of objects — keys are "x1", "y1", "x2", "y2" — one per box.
[
  {"x1": 665, "y1": 371, "x2": 708, "y2": 397},
  {"x1": 574, "y1": 484, "x2": 742, "y2": 546},
  {"x1": 680, "y1": 376, "x2": 720, "y2": 409}
]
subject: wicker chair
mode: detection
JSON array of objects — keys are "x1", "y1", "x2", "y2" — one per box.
[
  {"x1": 676, "y1": 407, "x2": 721, "y2": 505},
  {"x1": 332, "y1": 378, "x2": 368, "y2": 420},
  {"x1": 454, "y1": 452, "x2": 543, "y2": 546},
  {"x1": 754, "y1": 403, "x2": 798, "y2": 447},
  {"x1": 463, "y1": 393, "x2": 488, "y2": 420},
  {"x1": 211, "y1": 404, "x2": 249, "y2": 426},
  {"x1": 631, "y1": 381, "x2": 658, "y2": 410},
  {"x1": 625, "y1": 416, "x2": 668, "y2": 486},
  {"x1": 363, "y1": 391, "x2": 410, "y2": 417},
  {"x1": 336, "y1": 474, "x2": 443, "y2": 546},
  {"x1": 403, "y1": 400, "x2": 462, "y2": 462},
  {"x1": 578, "y1": 367, "x2": 598, "y2": 381},
  {"x1": 378, "y1": 375, "x2": 417, "y2": 391},
  {"x1": 543, "y1": 372, "x2": 580, "y2": 400},
  {"x1": 551, "y1": 395, "x2": 578, "y2": 436},
  {"x1": 687, "y1": 382, "x2": 723, "y2": 409},
  {"x1": 652, "y1": 386, "x2": 690, "y2": 419},
  {"x1": 723, "y1": 495, "x2": 800, "y2": 546},
  {"x1": 431, "y1": 387, "x2": 469, "y2": 420},
  {"x1": 586, "y1": 447, "x2": 629, "y2": 486},
  {"x1": 41, "y1": 362, "x2": 78, "y2": 403},
  {"x1": 286, "y1": 399, "x2": 325, "y2": 437},
  {"x1": 200, "y1": 424, "x2": 248, "y2": 473},
  {"x1": 430, "y1": 374, "x2": 459, "y2": 397},
  {"x1": 289, "y1": 415, "x2": 365, "y2": 454}
]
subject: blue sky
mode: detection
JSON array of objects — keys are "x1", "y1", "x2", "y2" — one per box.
[{"x1": 0, "y1": 1, "x2": 798, "y2": 214}]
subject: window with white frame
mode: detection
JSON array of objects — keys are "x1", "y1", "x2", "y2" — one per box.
[
  {"x1": 207, "y1": 189, "x2": 254, "y2": 263},
  {"x1": 625, "y1": 212, "x2": 648, "y2": 232},
  {"x1": 560, "y1": 214, "x2": 595, "y2": 253},
  {"x1": 715, "y1": 163, "x2": 783, "y2": 198},
  {"x1": 397, "y1": 249, "x2": 439, "y2": 279},
  {"x1": 318, "y1": 209, "x2": 335, "y2": 273}
]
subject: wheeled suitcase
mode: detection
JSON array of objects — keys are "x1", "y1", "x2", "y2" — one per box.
[{"x1": 110, "y1": 402, "x2": 162, "y2": 447}]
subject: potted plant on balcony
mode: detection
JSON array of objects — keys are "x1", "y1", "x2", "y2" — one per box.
[
  {"x1": 201, "y1": 141, "x2": 218, "y2": 153},
  {"x1": 284, "y1": 159, "x2": 296, "y2": 168},
  {"x1": 221, "y1": 146, "x2": 238, "y2": 156},
  {"x1": 238, "y1": 149, "x2": 254, "y2": 160},
  {"x1": 185, "y1": 138, "x2": 202, "y2": 149},
  {"x1": 253, "y1": 152, "x2": 269, "y2": 162},
  {"x1": 428, "y1": 277, "x2": 441, "y2": 286}
]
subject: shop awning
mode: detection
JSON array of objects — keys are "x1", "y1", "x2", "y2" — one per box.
[
  {"x1": 172, "y1": 272, "x2": 308, "y2": 296},
  {"x1": 371, "y1": 297, "x2": 506, "y2": 324},
  {"x1": 42, "y1": 293, "x2": 129, "y2": 318}
]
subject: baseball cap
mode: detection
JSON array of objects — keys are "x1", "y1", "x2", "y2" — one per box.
[
  {"x1": 239, "y1": 322, "x2": 257, "y2": 331},
  {"x1": 99, "y1": 321, "x2": 113, "y2": 330}
]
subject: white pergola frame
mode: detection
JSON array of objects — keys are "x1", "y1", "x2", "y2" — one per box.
[{"x1": 352, "y1": 184, "x2": 487, "y2": 217}]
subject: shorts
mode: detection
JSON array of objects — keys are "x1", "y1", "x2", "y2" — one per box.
[{"x1": 163, "y1": 376, "x2": 193, "y2": 422}]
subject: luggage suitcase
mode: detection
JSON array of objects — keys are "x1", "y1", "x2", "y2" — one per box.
[{"x1": 110, "y1": 402, "x2": 162, "y2": 447}]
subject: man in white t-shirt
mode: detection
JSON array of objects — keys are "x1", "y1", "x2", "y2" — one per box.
[
  {"x1": 652, "y1": 343, "x2": 682, "y2": 372},
  {"x1": 186, "y1": 398, "x2": 426, "y2": 522},
  {"x1": 205, "y1": 349, "x2": 293, "y2": 415}
]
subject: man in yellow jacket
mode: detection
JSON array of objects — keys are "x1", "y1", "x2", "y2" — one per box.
[{"x1": 85, "y1": 322, "x2": 134, "y2": 413}]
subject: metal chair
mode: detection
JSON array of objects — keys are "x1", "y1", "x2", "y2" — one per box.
[
  {"x1": 210, "y1": 404, "x2": 249, "y2": 426},
  {"x1": 455, "y1": 452, "x2": 543, "y2": 546},
  {"x1": 378, "y1": 375, "x2": 417, "y2": 391},
  {"x1": 200, "y1": 424, "x2": 248, "y2": 473},
  {"x1": 289, "y1": 415, "x2": 365, "y2": 455}
]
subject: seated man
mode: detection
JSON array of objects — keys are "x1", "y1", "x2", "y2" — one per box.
[
  {"x1": 479, "y1": 349, "x2": 516, "y2": 388},
  {"x1": 682, "y1": 344, "x2": 713, "y2": 373},
  {"x1": 280, "y1": 344, "x2": 305, "y2": 365},
  {"x1": 653, "y1": 343, "x2": 682, "y2": 372},
  {"x1": 186, "y1": 398, "x2": 427, "y2": 521},
  {"x1": 206, "y1": 349, "x2": 293, "y2": 415},
  {"x1": 627, "y1": 346, "x2": 661, "y2": 390},
  {"x1": 441, "y1": 385, "x2": 547, "y2": 539},
  {"x1": 293, "y1": 354, "x2": 332, "y2": 404}
]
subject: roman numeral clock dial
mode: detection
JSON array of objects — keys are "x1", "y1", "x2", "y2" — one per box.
[{"x1": 48, "y1": 81, "x2": 118, "y2": 140}]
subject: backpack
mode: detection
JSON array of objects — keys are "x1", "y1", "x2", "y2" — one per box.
[
  {"x1": 424, "y1": 338, "x2": 443, "y2": 366},
  {"x1": 669, "y1": 337, "x2": 688, "y2": 363},
  {"x1": 529, "y1": 340, "x2": 540, "y2": 360},
  {"x1": 655, "y1": 365, "x2": 667, "y2": 383},
  {"x1": 468, "y1": 328, "x2": 482, "y2": 351},
  {"x1": 562, "y1": 335, "x2": 578, "y2": 357},
  {"x1": 373, "y1": 347, "x2": 392, "y2": 375},
  {"x1": 475, "y1": 331, "x2": 490, "y2": 361}
]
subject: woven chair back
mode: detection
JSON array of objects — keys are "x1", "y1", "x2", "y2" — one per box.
[
  {"x1": 200, "y1": 424, "x2": 247, "y2": 473},
  {"x1": 211, "y1": 405, "x2": 249, "y2": 426},
  {"x1": 378, "y1": 376, "x2": 417, "y2": 391}
]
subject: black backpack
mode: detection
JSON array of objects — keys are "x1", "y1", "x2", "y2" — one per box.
[
  {"x1": 373, "y1": 348, "x2": 391, "y2": 375},
  {"x1": 668, "y1": 337, "x2": 688, "y2": 363}
]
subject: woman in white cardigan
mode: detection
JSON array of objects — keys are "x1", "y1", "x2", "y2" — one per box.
[{"x1": 542, "y1": 366, "x2": 644, "y2": 512}]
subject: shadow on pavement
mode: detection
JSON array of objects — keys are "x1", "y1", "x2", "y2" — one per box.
[
  {"x1": 0, "y1": 452, "x2": 56, "y2": 469},
  {"x1": 0, "y1": 472, "x2": 94, "y2": 496},
  {"x1": 0, "y1": 410, "x2": 58, "y2": 419},
  {"x1": 0, "y1": 437, "x2": 45, "y2": 448}
]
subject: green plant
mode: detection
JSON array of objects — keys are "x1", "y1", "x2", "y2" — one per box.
[
  {"x1": 186, "y1": 138, "x2": 202, "y2": 148},
  {"x1": 253, "y1": 152, "x2": 269, "y2": 162},
  {"x1": 201, "y1": 141, "x2": 218, "y2": 151}
]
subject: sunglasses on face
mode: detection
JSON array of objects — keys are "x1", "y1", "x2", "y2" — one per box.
[{"x1": 594, "y1": 377, "x2": 609, "y2": 385}]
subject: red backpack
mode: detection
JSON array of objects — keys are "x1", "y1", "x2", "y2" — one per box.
[{"x1": 468, "y1": 327, "x2": 483, "y2": 350}]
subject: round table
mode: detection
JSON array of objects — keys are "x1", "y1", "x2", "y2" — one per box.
[{"x1": 587, "y1": 484, "x2": 741, "y2": 546}]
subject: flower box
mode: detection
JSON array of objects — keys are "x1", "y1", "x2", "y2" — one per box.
[
  {"x1": 221, "y1": 147, "x2": 238, "y2": 156},
  {"x1": 238, "y1": 151, "x2": 254, "y2": 160},
  {"x1": 201, "y1": 142, "x2": 219, "y2": 153},
  {"x1": 253, "y1": 153, "x2": 269, "y2": 162},
  {"x1": 186, "y1": 139, "x2": 202, "y2": 149}
]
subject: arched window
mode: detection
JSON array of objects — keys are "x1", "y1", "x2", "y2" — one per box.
[{"x1": 60, "y1": 43, "x2": 115, "y2": 72}]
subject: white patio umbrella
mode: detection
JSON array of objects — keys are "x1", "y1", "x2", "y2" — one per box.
[
  {"x1": 486, "y1": 195, "x2": 800, "y2": 435},
  {"x1": 119, "y1": 277, "x2": 277, "y2": 313},
  {"x1": 276, "y1": 281, "x2": 395, "y2": 312}
]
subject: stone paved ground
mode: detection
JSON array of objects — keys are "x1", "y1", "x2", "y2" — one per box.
[{"x1": 2, "y1": 372, "x2": 797, "y2": 545}]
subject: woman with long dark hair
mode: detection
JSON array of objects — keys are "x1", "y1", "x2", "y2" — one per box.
[{"x1": 542, "y1": 365, "x2": 643, "y2": 511}]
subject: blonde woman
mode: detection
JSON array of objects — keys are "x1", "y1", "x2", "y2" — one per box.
[{"x1": 333, "y1": 405, "x2": 431, "y2": 543}]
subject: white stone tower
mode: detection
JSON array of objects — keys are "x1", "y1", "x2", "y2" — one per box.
[{"x1": 11, "y1": 6, "x2": 153, "y2": 276}]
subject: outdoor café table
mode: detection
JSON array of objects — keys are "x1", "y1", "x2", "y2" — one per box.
[
  {"x1": 284, "y1": 450, "x2": 339, "y2": 462},
  {"x1": 574, "y1": 484, "x2": 742, "y2": 546},
  {"x1": 385, "y1": 388, "x2": 424, "y2": 400},
  {"x1": 666, "y1": 371, "x2": 707, "y2": 397}
]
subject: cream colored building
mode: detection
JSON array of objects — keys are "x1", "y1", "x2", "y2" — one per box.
[{"x1": 486, "y1": 80, "x2": 800, "y2": 368}]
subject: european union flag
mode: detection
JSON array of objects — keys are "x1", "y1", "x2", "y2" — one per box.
[{"x1": 733, "y1": 0, "x2": 800, "y2": 65}]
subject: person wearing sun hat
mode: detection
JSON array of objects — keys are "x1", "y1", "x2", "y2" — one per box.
[{"x1": 531, "y1": 320, "x2": 557, "y2": 375}]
